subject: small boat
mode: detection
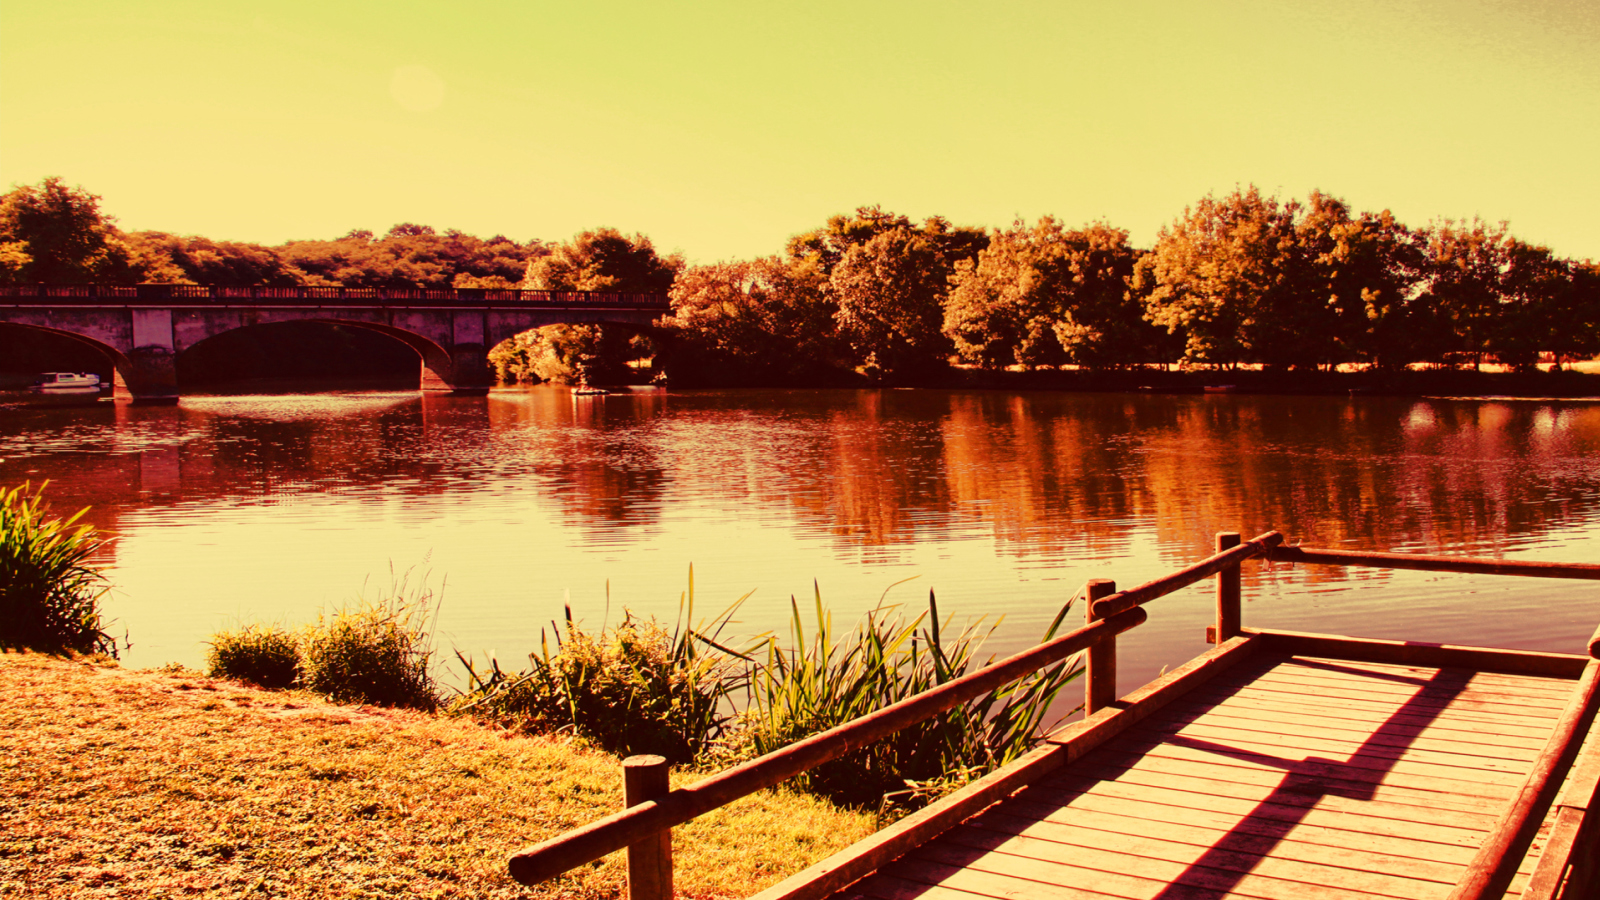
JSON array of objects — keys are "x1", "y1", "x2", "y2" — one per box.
[
  {"x1": 33, "y1": 372, "x2": 104, "y2": 395},
  {"x1": 1203, "y1": 384, "x2": 1238, "y2": 393},
  {"x1": 571, "y1": 384, "x2": 609, "y2": 396}
]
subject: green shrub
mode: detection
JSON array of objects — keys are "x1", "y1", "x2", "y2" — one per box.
[
  {"x1": 206, "y1": 623, "x2": 300, "y2": 689},
  {"x1": 0, "y1": 482, "x2": 116, "y2": 656},
  {"x1": 452, "y1": 572, "x2": 752, "y2": 763},
  {"x1": 299, "y1": 570, "x2": 441, "y2": 710}
]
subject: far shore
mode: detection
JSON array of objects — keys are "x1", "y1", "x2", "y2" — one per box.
[{"x1": 6, "y1": 362, "x2": 1600, "y2": 402}]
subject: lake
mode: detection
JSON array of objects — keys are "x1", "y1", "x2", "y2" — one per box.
[{"x1": 4, "y1": 387, "x2": 1599, "y2": 699}]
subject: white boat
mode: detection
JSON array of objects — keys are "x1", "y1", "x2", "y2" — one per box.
[{"x1": 32, "y1": 372, "x2": 104, "y2": 395}]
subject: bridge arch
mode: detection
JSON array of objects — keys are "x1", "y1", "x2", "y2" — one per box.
[
  {"x1": 0, "y1": 321, "x2": 135, "y2": 394},
  {"x1": 177, "y1": 317, "x2": 459, "y2": 392}
]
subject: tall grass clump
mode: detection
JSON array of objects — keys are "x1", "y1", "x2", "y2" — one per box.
[
  {"x1": 299, "y1": 568, "x2": 442, "y2": 710},
  {"x1": 0, "y1": 482, "x2": 116, "y2": 656},
  {"x1": 736, "y1": 583, "x2": 1081, "y2": 811},
  {"x1": 205, "y1": 622, "x2": 300, "y2": 689},
  {"x1": 453, "y1": 570, "x2": 1081, "y2": 812},
  {"x1": 453, "y1": 572, "x2": 753, "y2": 763}
]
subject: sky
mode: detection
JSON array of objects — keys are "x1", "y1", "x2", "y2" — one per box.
[{"x1": 3, "y1": 0, "x2": 1598, "y2": 264}]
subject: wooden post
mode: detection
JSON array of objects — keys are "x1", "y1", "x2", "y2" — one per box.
[
  {"x1": 1215, "y1": 532, "x2": 1242, "y2": 644},
  {"x1": 1085, "y1": 579, "x2": 1118, "y2": 714},
  {"x1": 623, "y1": 755, "x2": 671, "y2": 900}
]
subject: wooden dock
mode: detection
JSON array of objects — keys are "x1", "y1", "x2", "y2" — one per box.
[
  {"x1": 507, "y1": 533, "x2": 1600, "y2": 900},
  {"x1": 818, "y1": 649, "x2": 1595, "y2": 900}
]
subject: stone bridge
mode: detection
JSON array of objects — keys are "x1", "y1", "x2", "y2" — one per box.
[{"x1": 0, "y1": 284, "x2": 671, "y2": 403}]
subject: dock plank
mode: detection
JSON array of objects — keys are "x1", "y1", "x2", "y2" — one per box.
[{"x1": 944, "y1": 820, "x2": 1452, "y2": 897}]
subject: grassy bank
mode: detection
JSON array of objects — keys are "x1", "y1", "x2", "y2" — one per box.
[{"x1": 0, "y1": 651, "x2": 874, "y2": 899}]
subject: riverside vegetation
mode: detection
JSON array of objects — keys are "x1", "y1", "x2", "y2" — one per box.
[
  {"x1": 0, "y1": 482, "x2": 116, "y2": 657},
  {"x1": 210, "y1": 570, "x2": 1083, "y2": 812},
  {"x1": 4, "y1": 484, "x2": 1084, "y2": 896},
  {"x1": 5, "y1": 177, "x2": 1598, "y2": 389}
]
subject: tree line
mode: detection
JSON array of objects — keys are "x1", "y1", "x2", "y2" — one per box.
[{"x1": 4, "y1": 176, "x2": 1598, "y2": 384}]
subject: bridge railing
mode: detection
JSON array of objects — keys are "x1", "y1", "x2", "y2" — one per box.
[{"x1": 0, "y1": 284, "x2": 671, "y2": 308}]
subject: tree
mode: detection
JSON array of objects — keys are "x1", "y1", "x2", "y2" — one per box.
[
  {"x1": 785, "y1": 207, "x2": 985, "y2": 376},
  {"x1": 944, "y1": 218, "x2": 1154, "y2": 369},
  {"x1": 489, "y1": 324, "x2": 641, "y2": 385},
  {"x1": 524, "y1": 228, "x2": 679, "y2": 293},
  {"x1": 831, "y1": 227, "x2": 955, "y2": 376},
  {"x1": 1316, "y1": 208, "x2": 1427, "y2": 369},
  {"x1": 1416, "y1": 218, "x2": 1515, "y2": 369},
  {"x1": 279, "y1": 227, "x2": 543, "y2": 289},
  {"x1": 1555, "y1": 261, "x2": 1600, "y2": 368},
  {"x1": 1141, "y1": 187, "x2": 1315, "y2": 369},
  {"x1": 663, "y1": 255, "x2": 841, "y2": 383},
  {"x1": 1141, "y1": 187, "x2": 1431, "y2": 371},
  {"x1": 0, "y1": 177, "x2": 134, "y2": 283},
  {"x1": 123, "y1": 232, "x2": 309, "y2": 286}
]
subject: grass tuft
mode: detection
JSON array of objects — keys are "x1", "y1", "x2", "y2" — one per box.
[
  {"x1": 0, "y1": 482, "x2": 116, "y2": 657},
  {"x1": 453, "y1": 570, "x2": 753, "y2": 763},
  {"x1": 206, "y1": 622, "x2": 300, "y2": 689},
  {"x1": 299, "y1": 567, "x2": 442, "y2": 711},
  {"x1": 737, "y1": 583, "x2": 1082, "y2": 811}
]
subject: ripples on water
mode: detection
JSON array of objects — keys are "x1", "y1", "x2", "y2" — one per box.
[{"x1": 3, "y1": 387, "x2": 1599, "y2": 695}]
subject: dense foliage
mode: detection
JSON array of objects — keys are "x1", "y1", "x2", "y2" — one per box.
[{"x1": 5, "y1": 177, "x2": 1597, "y2": 380}]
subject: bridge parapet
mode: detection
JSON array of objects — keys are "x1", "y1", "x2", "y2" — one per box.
[{"x1": 0, "y1": 283, "x2": 671, "y2": 309}]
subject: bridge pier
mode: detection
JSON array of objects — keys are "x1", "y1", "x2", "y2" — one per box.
[
  {"x1": 419, "y1": 342, "x2": 492, "y2": 394},
  {"x1": 116, "y1": 310, "x2": 181, "y2": 404}
]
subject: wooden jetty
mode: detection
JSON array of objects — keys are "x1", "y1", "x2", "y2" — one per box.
[{"x1": 508, "y1": 532, "x2": 1600, "y2": 900}]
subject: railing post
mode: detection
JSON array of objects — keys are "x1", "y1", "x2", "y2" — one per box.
[
  {"x1": 1215, "y1": 532, "x2": 1242, "y2": 644},
  {"x1": 1085, "y1": 579, "x2": 1118, "y2": 714},
  {"x1": 623, "y1": 755, "x2": 672, "y2": 900}
]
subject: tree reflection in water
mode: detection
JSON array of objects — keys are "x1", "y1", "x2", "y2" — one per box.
[{"x1": 3, "y1": 387, "x2": 1598, "y2": 681}]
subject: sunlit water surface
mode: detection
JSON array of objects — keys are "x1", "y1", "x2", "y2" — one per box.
[{"x1": 4, "y1": 387, "x2": 1599, "y2": 698}]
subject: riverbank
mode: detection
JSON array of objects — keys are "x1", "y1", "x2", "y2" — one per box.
[
  {"x1": 910, "y1": 363, "x2": 1600, "y2": 398},
  {"x1": 656, "y1": 360, "x2": 1600, "y2": 398},
  {"x1": 0, "y1": 651, "x2": 873, "y2": 899}
]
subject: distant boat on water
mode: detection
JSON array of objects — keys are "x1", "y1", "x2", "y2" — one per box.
[{"x1": 32, "y1": 372, "x2": 105, "y2": 395}]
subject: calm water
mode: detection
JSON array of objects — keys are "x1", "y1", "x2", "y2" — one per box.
[{"x1": 4, "y1": 387, "x2": 1599, "y2": 696}]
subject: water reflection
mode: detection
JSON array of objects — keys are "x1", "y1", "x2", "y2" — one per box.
[{"x1": 2, "y1": 388, "x2": 1598, "y2": 684}]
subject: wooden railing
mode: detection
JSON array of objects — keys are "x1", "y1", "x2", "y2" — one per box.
[
  {"x1": 508, "y1": 530, "x2": 1285, "y2": 899},
  {"x1": 1253, "y1": 541, "x2": 1600, "y2": 900},
  {"x1": 0, "y1": 283, "x2": 670, "y2": 308}
]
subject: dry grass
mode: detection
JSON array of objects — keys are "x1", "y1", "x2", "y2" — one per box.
[{"x1": 0, "y1": 651, "x2": 874, "y2": 899}]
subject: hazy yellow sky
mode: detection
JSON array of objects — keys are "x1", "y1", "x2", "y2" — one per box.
[{"x1": 3, "y1": 0, "x2": 1597, "y2": 263}]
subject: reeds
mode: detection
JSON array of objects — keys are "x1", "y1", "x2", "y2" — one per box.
[
  {"x1": 0, "y1": 482, "x2": 116, "y2": 656},
  {"x1": 736, "y1": 584, "x2": 1080, "y2": 810},
  {"x1": 451, "y1": 571, "x2": 1082, "y2": 809},
  {"x1": 452, "y1": 571, "x2": 754, "y2": 763}
]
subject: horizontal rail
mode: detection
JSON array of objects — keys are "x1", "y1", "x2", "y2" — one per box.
[
  {"x1": 1266, "y1": 545, "x2": 1600, "y2": 579},
  {"x1": 507, "y1": 604, "x2": 1149, "y2": 886},
  {"x1": 0, "y1": 283, "x2": 670, "y2": 308},
  {"x1": 1089, "y1": 530, "x2": 1282, "y2": 620},
  {"x1": 1449, "y1": 654, "x2": 1600, "y2": 900}
]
